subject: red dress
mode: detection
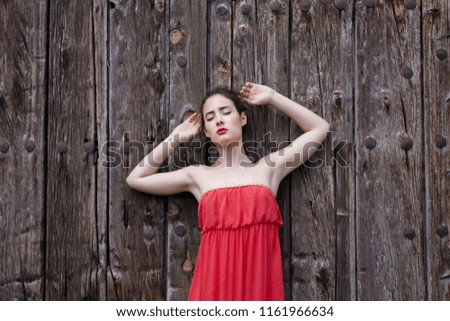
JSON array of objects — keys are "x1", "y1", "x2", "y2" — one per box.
[{"x1": 188, "y1": 185, "x2": 284, "y2": 301}]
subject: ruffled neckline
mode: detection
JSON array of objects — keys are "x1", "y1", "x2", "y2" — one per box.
[{"x1": 198, "y1": 184, "x2": 276, "y2": 205}]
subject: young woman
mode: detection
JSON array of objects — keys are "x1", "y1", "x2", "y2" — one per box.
[{"x1": 126, "y1": 82, "x2": 330, "y2": 300}]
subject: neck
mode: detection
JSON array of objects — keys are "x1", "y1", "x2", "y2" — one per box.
[{"x1": 214, "y1": 140, "x2": 252, "y2": 168}]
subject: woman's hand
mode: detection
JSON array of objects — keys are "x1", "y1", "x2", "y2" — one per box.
[
  {"x1": 239, "y1": 82, "x2": 276, "y2": 106},
  {"x1": 170, "y1": 112, "x2": 202, "y2": 143}
]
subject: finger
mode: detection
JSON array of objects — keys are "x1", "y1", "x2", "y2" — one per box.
[
  {"x1": 240, "y1": 88, "x2": 250, "y2": 97},
  {"x1": 186, "y1": 112, "x2": 200, "y2": 123},
  {"x1": 194, "y1": 113, "x2": 202, "y2": 123},
  {"x1": 242, "y1": 83, "x2": 252, "y2": 90}
]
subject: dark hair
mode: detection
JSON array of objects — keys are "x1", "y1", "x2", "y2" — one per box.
[{"x1": 200, "y1": 87, "x2": 248, "y2": 118}]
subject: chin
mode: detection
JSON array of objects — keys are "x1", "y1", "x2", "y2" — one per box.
[{"x1": 212, "y1": 137, "x2": 241, "y2": 149}]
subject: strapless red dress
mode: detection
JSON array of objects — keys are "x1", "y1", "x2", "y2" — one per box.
[{"x1": 188, "y1": 185, "x2": 284, "y2": 301}]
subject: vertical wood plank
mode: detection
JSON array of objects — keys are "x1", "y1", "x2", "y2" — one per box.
[
  {"x1": 209, "y1": 0, "x2": 232, "y2": 88},
  {"x1": 313, "y1": 1, "x2": 355, "y2": 301},
  {"x1": 92, "y1": 0, "x2": 108, "y2": 300},
  {"x1": 422, "y1": 0, "x2": 450, "y2": 300},
  {"x1": 108, "y1": 0, "x2": 167, "y2": 300},
  {"x1": 166, "y1": 0, "x2": 207, "y2": 300},
  {"x1": 46, "y1": 0, "x2": 99, "y2": 299},
  {"x1": 0, "y1": 0, "x2": 47, "y2": 300},
  {"x1": 355, "y1": 0, "x2": 425, "y2": 300},
  {"x1": 290, "y1": 0, "x2": 336, "y2": 300},
  {"x1": 251, "y1": 0, "x2": 292, "y2": 300}
]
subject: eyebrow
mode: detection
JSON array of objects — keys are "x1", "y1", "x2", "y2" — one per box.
[{"x1": 204, "y1": 106, "x2": 232, "y2": 117}]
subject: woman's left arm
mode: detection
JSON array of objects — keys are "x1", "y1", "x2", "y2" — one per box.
[{"x1": 240, "y1": 82, "x2": 330, "y2": 180}]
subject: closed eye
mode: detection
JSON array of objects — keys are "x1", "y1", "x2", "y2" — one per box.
[{"x1": 204, "y1": 106, "x2": 233, "y2": 121}]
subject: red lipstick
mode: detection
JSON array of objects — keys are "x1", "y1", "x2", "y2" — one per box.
[{"x1": 217, "y1": 128, "x2": 228, "y2": 135}]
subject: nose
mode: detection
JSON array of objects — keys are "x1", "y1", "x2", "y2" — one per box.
[{"x1": 215, "y1": 115, "x2": 224, "y2": 126}]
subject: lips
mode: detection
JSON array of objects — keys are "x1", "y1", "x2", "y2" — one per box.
[{"x1": 217, "y1": 128, "x2": 228, "y2": 135}]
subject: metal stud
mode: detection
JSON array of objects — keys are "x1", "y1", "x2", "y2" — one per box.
[
  {"x1": 25, "y1": 139, "x2": 36, "y2": 152},
  {"x1": 216, "y1": 4, "x2": 229, "y2": 16},
  {"x1": 401, "y1": 66, "x2": 413, "y2": 79},
  {"x1": 241, "y1": 3, "x2": 252, "y2": 15},
  {"x1": 57, "y1": 141, "x2": 68, "y2": 154},
  {"x1": 435, "y1": 135, "x2": 447, "y2": 149},
  {"x1": 364, "y1": 137, "x2": 377, "y2": 150},
  {"x1": 400, "y1": 136, "x2": 413, "y2": 151},
  {"x1": 437, "y1": 48, "x2": 448, "y2": 61},
  {"x1": 143, "y1": 226, "x2": 155, "y2": 241},
  {"x1": 176, "y1": 56, "x2": 187, "y2": 67},
  {"x1": 404, "y1": 0, "x2": 416, "y2": 10},
  {"x1": 436, "y1": 225, "x2": 449, "y2": 237},
  {"x1": 1, "y1": 142, "x2": 9, "y2": 153},
  {"x1": 403, "y1": 228, "x2": 416, "y2": 240},
  {"x1": 84, "y1": 141, "x2": 95, "y2": 153},
  {"x1": 334, "y1": 0, "x2": 348, "y2": 10},
  {"x1": 174, "y1": 224, "x2": 187, "y2": 237},
  {"x1": 300, "y1": 0, "x2": 312, "y2": 12},
  {"x1": 271, "y1": 1, "x2": 283, "y2": 13},
  {"x1": 362, "y1": 0, "x2": 376, "y2": 8}
]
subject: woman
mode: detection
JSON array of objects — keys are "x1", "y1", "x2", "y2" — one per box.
[{"x1": 126, "y1": 82, "x2": 330, "y2": 300}]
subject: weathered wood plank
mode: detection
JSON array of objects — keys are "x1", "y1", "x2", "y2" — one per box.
[
  {"x1": 422, "y1": 0, "x2": 450, "y2": 301},
  {"x1": 209, "y1": 0, "x2": 232, "y2": 88},
  {"x1": 290, "y1": 0, "x2": 336, "y2": 300},
  {"x1": 166, "y1": 0, "x2": 207, "y2": 300},
  {"x1": 355, "y1": 0, "x2": 425, "y2": 300},
  {"x1": 108, "y1": 0, "x2": 167, "y2": 300},
  {"x1": 0, "y1": 0, "x2": 47, "y2": 300},
  {"x1": 250, "y1": 0, "x2": 292, "y2": 300},
  {"x1": 92, "y1": 0, "x2": 108, "y2": 301},
  {"x1": 46, "y1": 0, "x2": 99, "y2": 299},
  {"x1": 313, "y1": 1, "x2": 356, "y2": 301}
]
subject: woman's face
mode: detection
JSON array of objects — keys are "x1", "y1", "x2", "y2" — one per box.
[{"x1": 202, "y1": 94, "x2": 247, "y2": 146}]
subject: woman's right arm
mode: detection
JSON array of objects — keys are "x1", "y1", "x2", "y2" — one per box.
[{"x1": 126, "y1": 112, "x2": 202, "y2": 196}]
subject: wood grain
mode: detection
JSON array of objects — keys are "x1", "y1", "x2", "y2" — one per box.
[
  {"x1": 92, "y1": 0, "x2": 108, "y2": 301},
  {"x1": 355, "y1": 0, "x2": 425, "y2": 300},
  {"x1": 290, "y1": 0, "x2": 336, "y2": 300},
  {"x1": 0, "y1": 0, "x2": 448, "y2": 301},
  {"x1": 209, "y1": 0, "x2": 232, "y2": 88},
  {"x1": 166, "y1": 0, "x2": 207, "y2": 300},
  {"x1": 0, "y1": 0, "x2": 47, "y2": 300},
  {"x1": 250, "y1": 0, "x2": 292, "y2": 300},
  {"x1": 422, "y1": 0, "x2": 450, "y2": 300},
  {"x1": 108, "y1": 0, "x2": 166, "y2": 300},
  {"x1": 46, "y1": 0, "x2": 98, "y2": 300}
]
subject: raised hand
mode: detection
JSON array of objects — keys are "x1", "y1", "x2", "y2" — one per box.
[
  {"x1": 239, "y1": 82, "x2": 276, "y2": 106},
  {"x1": 171, "y1": 112, "x2": 202, "y2": 143}
]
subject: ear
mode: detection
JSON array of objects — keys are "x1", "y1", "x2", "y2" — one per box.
[{"x1": 240, "y1": 112, "x2": 247, "y2": 126}]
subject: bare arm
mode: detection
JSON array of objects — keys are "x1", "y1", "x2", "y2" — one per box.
[
  {"x1": 240, "y1": 83, "x2": 330, "y2": 180},
  {"x1": 126, "y1": 112, "x2": 202, "y2": 195}
]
